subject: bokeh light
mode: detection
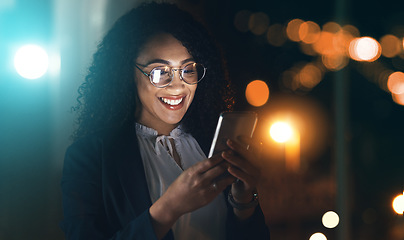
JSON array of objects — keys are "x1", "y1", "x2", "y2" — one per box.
[
  {"x1": 297, "y1": 63, "x2": 323, "y2": 88},
  {"x1": 323, "y1": 22, "x2": 341, "y2": 33},
  {"x1": 14, "y1": 44, "x2": 49, "y2": 79},
  {"x1": 392, "y1": 193, "x2": 404, "y2": 214},
  {"x1": 309, "y1": 232, "x2": 327, "y2": 240},
  {"x1": 267, "y1": 24, "x2": 287, "y2": 47},
  {"x1": 380, "y1": 34, "x2": 402, "y2": 58},
  {"x1": 286, "y1": 19, "x2": 304, "y2": 42},
  {"x1": 234, "y1": 10, "x2": 252, "y2": 33},
  {"x1": 299, "y1": 21, "x2": 321, "y2": 44},
  {"x1": 392, "y1": 92, "x2": 404, "y2": 106},
  {"x1": 322, "y1": 211, "x2": 340, "y2": 228},
  {"x1": 245, "y1": 80, "x2": 270, "y2": 107},
  {"x1": 387, "y1": 71, "x2": 404, "y2": 94},
  {"x1": 248, "y1": 12, "x2": 269, "y2": 35},
  {"x1": 349, "y1": 37, "x2": 381, "y2": 62},
  {"x1": 270, "y1": 121, "x2": 293, "y2": 143}
]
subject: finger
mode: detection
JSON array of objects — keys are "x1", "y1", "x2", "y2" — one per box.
[
  {"x1": 202, "y1": 161, "x2": 229, "y2": 180},
  {"x1": 194, "y1": 154, "x2": 224, "y2": 174},
  {"x1": 211, "y1": 174, "x2": 236, "y2": 192},
  {"x1": 227, "y1": 166, "x2": 257, "y2": 187},
  {"x1": 221, "y1": 150, "x2": 257, "y2": 176}
]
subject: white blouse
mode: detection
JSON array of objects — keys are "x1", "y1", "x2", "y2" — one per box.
[{"x1": 135, "y1": 123, "x2": 227, "y2": 240}]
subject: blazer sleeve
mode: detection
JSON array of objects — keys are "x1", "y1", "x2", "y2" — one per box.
[{"x1": 60, "y1": 136, "x2": 159, "y2": 240}]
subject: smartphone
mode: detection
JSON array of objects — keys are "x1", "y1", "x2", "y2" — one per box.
[{"x1": 208, "y1": 111, "x2": 258, "y2": 158}]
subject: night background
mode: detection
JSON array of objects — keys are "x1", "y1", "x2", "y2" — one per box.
[{"x1": 1, "y1": 0, "x2": 403, "y2": 239}]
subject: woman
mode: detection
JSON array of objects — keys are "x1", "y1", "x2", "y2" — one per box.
[{"x1": 61, "y1": 2, "x2": 270, "y2": 240}]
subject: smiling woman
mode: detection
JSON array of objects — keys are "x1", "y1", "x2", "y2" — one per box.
[{"x1": 60, "y1": 2, "x2": 269, "y2": 240}]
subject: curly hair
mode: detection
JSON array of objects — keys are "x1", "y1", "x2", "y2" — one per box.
[{"x1": 73, "y1": 2, "x2": 234, "y2": 151}]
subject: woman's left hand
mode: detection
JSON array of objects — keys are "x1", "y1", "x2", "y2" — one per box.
[{"x1": 221, "y1": 137, "x2": 261, "y2": 205}]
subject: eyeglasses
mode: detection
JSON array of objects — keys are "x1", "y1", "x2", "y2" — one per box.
[{"x1": 135, "y1": 62, "x2": 206, "y2": 88}]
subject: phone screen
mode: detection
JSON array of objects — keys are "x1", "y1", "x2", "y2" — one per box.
[{"x1": 208, "y1": 111, "x2": 257, "y2": 158}]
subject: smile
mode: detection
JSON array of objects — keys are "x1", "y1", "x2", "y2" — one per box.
[{"x1": 159, "y1": 97, "x2": 184, "y2": 106}]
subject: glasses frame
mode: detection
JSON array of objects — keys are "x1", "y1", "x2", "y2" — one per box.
[{"x1": 135, "y1": 62, "x2": 207, "y2": 88}]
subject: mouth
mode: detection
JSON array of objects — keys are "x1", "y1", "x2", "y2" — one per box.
[
  {"x1": 159, "y1": 97, "x2": 184, "y2": 106},
  {"x1": 158, "y1": 96, "x2": 186, "y2": 110}
]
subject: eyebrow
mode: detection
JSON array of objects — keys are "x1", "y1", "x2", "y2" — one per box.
[{"x1": 143, "y1": 58, "x2": 195, "y2": 66}]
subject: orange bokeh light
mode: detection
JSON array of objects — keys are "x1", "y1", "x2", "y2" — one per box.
[
  {"x1": 249, "y1": 12, "x2": 270, "y2": 35},
  {"x1": 380, "y1": 34, "x2": 402, "y2": 58},
  {"x1": 299, "y1": 21, "x2": 321, "y2": 44},
  {"x1": 245, "y1": 80, "x2": 270, "y2": 107},
  {"x1": 234, "y1": 10, "x2": 252, "y2": 33},
  {"x1": 392, "y1": 92, "x2": 404, "y2": 106},
  {"x1": 297, "y1": 63, "x2": 323, "y2": 88},
  {"x1": 322, "y1": 54, "x2": 349, "y2": 71},
  {"x1": 349, "y1": 37, "x2": 381, "y2": 62},
  {"x1": 387, "y1": 71, "x2": 404, "y2": 94},
  {"x1": 286, "y1": 19, "x2": 304, "y2": 42},
  {"x1": 267, "y1": 24, "x2": 287, "y2": 47},
  {"x1": 323, "y1": 22, "x2": 341, "y2": 33}
]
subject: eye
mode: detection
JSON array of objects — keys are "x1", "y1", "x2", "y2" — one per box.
[{"x1": 153, "y1": 67, "x2": 170, "y2": 76}]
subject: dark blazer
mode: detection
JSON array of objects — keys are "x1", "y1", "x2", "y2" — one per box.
[{"x1": 61, "y1": 127, "x2": 270, "y2": 240}]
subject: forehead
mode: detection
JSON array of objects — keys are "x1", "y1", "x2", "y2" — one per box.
[{"x1": 136, "y1": 33, "x2": 192, "y2": 64}]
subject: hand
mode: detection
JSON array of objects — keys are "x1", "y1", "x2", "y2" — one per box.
[
  {"x1": 149, "y1": 153, "x2": 235, "y2": 239},
  {"x1": 222, "y1": 137, "x2": 261, "y2": 204},
  {"x1": 164, "y1": 154, "x2": 235, "y2": 215}
]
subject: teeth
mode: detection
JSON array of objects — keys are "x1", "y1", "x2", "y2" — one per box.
[{"x1": 160, "y1": 97, "x2": 183, "y2": 106}]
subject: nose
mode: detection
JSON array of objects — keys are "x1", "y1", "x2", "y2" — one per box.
[{"x1": 166, "y1": 69, "x2": 185, "y2": 91}]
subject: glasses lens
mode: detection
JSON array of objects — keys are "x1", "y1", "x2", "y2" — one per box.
[
  {"x1": 182, "y1": 63, "x2": 206, "y2": 84},
  {"x1": 150, "y1": 66, "x2": 171, "y2": 87}
]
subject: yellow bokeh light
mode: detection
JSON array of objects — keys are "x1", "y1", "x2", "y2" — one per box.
[
  {"x1": 392, "y1": 193, "x2": 404, "y2": 214},
  {"x1": 269, "y1": 121, "x2": 292, "y2": 143},
  {"x1": 349, "y1": 37, "x2": 381, "y2": 62},
  {"x1": 286, "y1": 19, "x2": 304, "y2": 42},
  {"x1": 248, "y1": 12, "x2": 270, "y2": 35},
  {"x1": 309, "y1": 232, "x2": 327, "y2": 240},
  {"x1": 322, "y1": 211, "x2": 340, "y2": 228},
  {"x1": 380, "y1": 34, "x2": 402, "y2": 58},
  {"x1": 245, "y1": 80, "x2": 270, "y2": 107},
  {"x1": 387, "y1": 71, "x2": 404, "y2": 94}
]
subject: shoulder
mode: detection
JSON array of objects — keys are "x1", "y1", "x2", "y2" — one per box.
[{"x1": 63, "y1": 127, "x2": 138, "y2": 175}]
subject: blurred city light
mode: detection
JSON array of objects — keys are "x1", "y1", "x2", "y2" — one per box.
[
  {"x1": 392, "y1": 193, "x2": 404, "y2": 214},
  {"x1": 234, "y1": 10, "x2": 252, "y2": 33},
  {"x1": 270, "y1": 121, "x2": 292, "y2": 143},
  {"x1": 245, "y1": 80, "x2": 270, "y2": 107},
  {"x1": 267, "y1": 24, "x2": 287, "y2": 47},
  {"x1": 322, "y1": 211, "x2": 340, "y2": 228},
  {"x1": 299, "y1": 21, "x2": 320, "y2": 44},
  {"x1": 286, "y1": 19, "x2": 304, "y2": 42},
  {"x1": 349, "y1": 37, "x2": 381, "y2": 62},
  {"x1": 248, "y1": 12, "x2": 269, "y2": 36},
  {"x1": 380, "y1": 34, "x2": 402, "y2": 58},
  {"x1": 14, "y1": 44, "x2": 49, "y2": 79},
  {"x1": 297, "y1": 63, "x2": 323, "y2": 89},
  {"x1": 387, "y1": 71, "x2": 404, "y2": 94},
  {"x1": 309, "y1": 232, "x2": 327, "y2": 240}
]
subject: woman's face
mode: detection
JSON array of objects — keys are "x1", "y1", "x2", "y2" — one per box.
[{"x1": 134, "y1": 33, "x2": 197, "y2": 135}]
